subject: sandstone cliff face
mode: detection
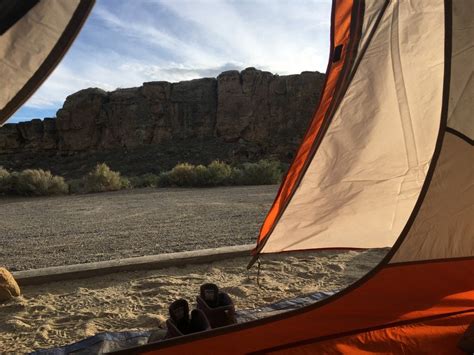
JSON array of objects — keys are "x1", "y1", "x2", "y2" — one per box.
[
  {"x1": 0, "y1": 68, "x2": 324, "y2": 167},
  {"x1": 216, "y1": 68, "x2": 323, "y2": 158}
]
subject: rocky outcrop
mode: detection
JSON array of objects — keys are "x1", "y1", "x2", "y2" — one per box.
[
  {"x1": 0, "y1": 268, "x2": 21, "y2": 302},
  {"x1": 0, "y1": 68, "x2": 324, "y2": 173},
  {"x1": 216, "y1": 68, "x2": 322, "y2": 158}
]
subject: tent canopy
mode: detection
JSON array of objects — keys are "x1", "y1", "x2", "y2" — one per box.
[
  {"x1": 253, "y1": 0, "x2": 473, "y2": 258},
  {"x1": 1, "y1": 0, "x2": 472, "y2": 353},
  {"x1": 0, "y1": 0, "x2": 94, "y2": 124}
]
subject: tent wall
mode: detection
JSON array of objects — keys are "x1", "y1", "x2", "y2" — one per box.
[
  {"x1": 390, "y1": 134, "x2": 474, "y2": 262},
  {"x1": 0, "y1": 0, "x2": 95, "y2": 124},
  {"x1": 267, "y1": 311, "x2": 474, "y2": 354},
  {"x1": 446, "y1": 1, "x2": 474, "y2": 141},
  {"x1": 260, "y1": 0, "x2": 445, "y2": 253},
  {"x1": 255, "y1": 0, "x2": 360, "y2": 251},
  {"x1": 390, "y1": 0, "x2": 473, "y2": 263}
]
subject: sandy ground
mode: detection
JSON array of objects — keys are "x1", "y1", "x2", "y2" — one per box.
[
  {"x1": 0, "y1": 186, "x2": 277, "y2": 271},
  {"x1": 0, "y1": 248, "x2": 387, "y2": 352}
]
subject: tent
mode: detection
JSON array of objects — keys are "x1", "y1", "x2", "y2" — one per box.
[
  {"x1": 1, "y1": 0, "x2": 473, "y2": 353},
  {"x1": 125, "y1": 0, "x2": 474, "y2": 353},
  {"x1": 0, "y1": 0, "x2": 94, "y2": 123}
]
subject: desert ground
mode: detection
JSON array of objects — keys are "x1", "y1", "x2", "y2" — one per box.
[
  {"x1": 0, "y1": 186, "x2": 387, "y2": 352},
  {"x1": 0, "y1": 185, "x2": 277, "y2": 271}
]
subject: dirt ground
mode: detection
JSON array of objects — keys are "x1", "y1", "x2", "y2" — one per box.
[{"x1": 0, "y1": 185, "x2": 277, "y2": 271}]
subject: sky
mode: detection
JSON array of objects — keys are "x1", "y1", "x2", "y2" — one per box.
[{"x1": 8, "y1": 0, "x2": 331, "y2": 123}]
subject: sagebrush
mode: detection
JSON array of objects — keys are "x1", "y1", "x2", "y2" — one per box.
[
  {"x1": 82, "y1": 163, "x2": 127, "y2": 193},
  {"x1": 0, "y1": 167, "x2": 12, "y2": 194},
  {"x1": 4, "y1": 169, "x2": 69, "y2": 196},
  {"x1": 0, "y1": 159, "x2": 284, "y2": 197},
  {"x1": 162, "y1": 160, "x2": 282, "y2": 187},
  {"x1": 233, "y1": 160, "x2": 283, "y2": 185},
  {"x1": 129, "y1": 173, "x2": 160, "y2": 188}
]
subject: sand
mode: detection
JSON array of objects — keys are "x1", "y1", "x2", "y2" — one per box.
[{"x1": 0, "y1": 248, "x2": 387, "y2": 352}]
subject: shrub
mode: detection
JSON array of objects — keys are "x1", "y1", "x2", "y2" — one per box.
[
  {"x1": 120, "y1": 176, "x2": 131, "y2": 189},
  {"x1": 193, "y1": 164, "x2": 211, "y2": 186},
  {"x1": 0, "y1": 167, "x2": 9, "y2": 179},
  {"x1": 68, "y1": 178, "x2": 85, "y2": 194},
  {"x1": 82, "y1": 163, "x2": 124, "y2": 193},
  {"x1": 236, "y1": 160, "x2": 282, "y2": 185},
  {"x1": 167, "y1": 163, "x2": 196, "y2": 187},
  {"x1": 12, "y1": 169, "x2": 69, "y2": 196},
  {"x1": 206, "y1": 161, "x2": 232, "y2": 186},
  {"x1": 129, "y1": 173, "x2": 160, "y2": 188},
  {"x1": 158, "y1": 171, "x2": 172, "y2": 187},
  {"x1": 0, "y1": 167, "x2": 12, "y2": 194},
  {"x1": 229, "y1": 167, "x2": 245, "y2": 185},
  {"x1": 279, "y1": 162, "x2": 290, "y2": 174},
  {"x1": 160, "y1": 160, "x2": 282, "y2": 188},
  {"x1": 164, "y1": 161, "x2": 234, "y2": 187}
]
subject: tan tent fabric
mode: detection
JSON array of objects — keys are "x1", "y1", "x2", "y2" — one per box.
[
  {"x1": 261, "y1": 0, "x2": 445, "y2": 253},
  {"x1": 391, "y1": 2, "x2": 474, "y2": 263},
  {"x1": 390, "y1": 133, "x2": 474, "y2": 263},
  {"x1": 0, "y1": 0, "x2": 80, "y2": 110},
  {"x1": 353, "y1": 0, "x2": 388, "y2": 72},
  {"x1": 447, "y1": 1, "x2": 474, "y2": 140},
  {"x1": 0, "y1": 0, "x2": 94, "y2": 124},
  {"x1": 252, "y1": 0, "x2": 360, "y2": 250}
]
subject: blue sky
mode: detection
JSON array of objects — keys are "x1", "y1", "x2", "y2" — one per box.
[{"x1": 8, "y1": 0, "x2": 331, "y2": 123}]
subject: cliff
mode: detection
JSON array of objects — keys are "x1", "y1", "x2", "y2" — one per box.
[{"x1": 0, "y1": 68, "x2": 324, "y2": 177}]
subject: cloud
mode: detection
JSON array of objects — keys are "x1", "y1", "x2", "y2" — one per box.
[
  {"x1": 92, "y1": 4, "x2": 225, "y2": 66},
  {"x1": 9, "y1": 0, "x2": 331, "y2": 123},
  {"x1": 155, "y1": 0, "x2": 331, "y2": 72}
]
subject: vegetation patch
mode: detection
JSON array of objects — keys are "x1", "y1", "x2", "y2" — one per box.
[
  {"x1": 233, "y1": 160, "x2": 283, "y2": 185},
  {"x1": 129, "y1": 173, "x2": 161, "y2": 188},
  {"x1": 82, "y1": 163, "x2": 128, "y2": 193},
  {"x1": 0, "y1": 160, "x2": 284, "y2": 197},
  {"x1": 158, "y1": 160, "x2": 282, "y2": 187},
  {"x1": 164, "y1": 161, "x2": 234, "y2": 187},
  {"x1": 0, "y1": 167, "x2": 68, "y2": 196}
]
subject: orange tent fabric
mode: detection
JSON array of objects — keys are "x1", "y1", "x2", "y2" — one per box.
[
  {"x1": 130, "y1": 259, "x2": 473, "y2": 354},
  {"x1": 255, "y1": 0, "x2": 358, "y2": 252}
]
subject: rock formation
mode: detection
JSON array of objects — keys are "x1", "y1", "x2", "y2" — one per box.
[
  {"x1": 0, "y1": 68, "x2": 324, "y2": 176},
  {"x1": 0, "y1": 268, "x2": 21, "y2": 302}
]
